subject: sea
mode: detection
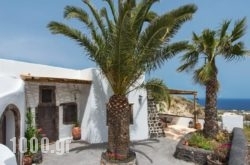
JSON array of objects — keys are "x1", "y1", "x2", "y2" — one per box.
[{"x1": 197, "y1": 98, "x2": 250, "y2": 111}]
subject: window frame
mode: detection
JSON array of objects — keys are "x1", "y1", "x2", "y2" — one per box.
[{"x1": 61, "y1": 102, "x2": 78, "y2": 125}]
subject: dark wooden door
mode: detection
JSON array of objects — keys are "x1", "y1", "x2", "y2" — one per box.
[{"x1": 36, "y1": 86, "x2": 58, "y2": 143}]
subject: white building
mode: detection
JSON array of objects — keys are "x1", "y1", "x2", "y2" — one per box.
[
  {"x1": 222, "y1": 112, "x2": 243, "y2": 132},
  {"x1": 0, "y1": 59, "x2": 148, "y2": 164}
]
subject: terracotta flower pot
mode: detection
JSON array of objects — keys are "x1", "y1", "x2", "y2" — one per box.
[
  {"x1": 195, "y1": 123, "x2": 202, "y2": 130},
  {"x1": 22, "y1": 155, "x2": 32, "y2": 165},
  {"x1": 72, "y1": 126, "x2": 81, "y2": 140}
]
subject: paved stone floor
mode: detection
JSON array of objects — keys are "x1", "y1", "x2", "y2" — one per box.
[{"x1": 40, "y1": 138, "x2": 194, "y2": 165}]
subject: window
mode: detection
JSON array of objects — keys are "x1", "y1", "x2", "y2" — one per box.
[
  {"x1": 42, "y1": 89, "x2": 53, "y2": 103},
  {"x1": 39, "y1": 86, "x2": 55, "y2": 104},
  {"x1": 62, "y1": 103, "x2": 77, "y2": 124},
  {"x1": 129, "y1": 104, "x2": 133, "y2": 124}
]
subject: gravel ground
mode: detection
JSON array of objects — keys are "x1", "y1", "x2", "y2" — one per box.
[{"x1": 40, "y1": 137, "x2": 194, "y2": 165}]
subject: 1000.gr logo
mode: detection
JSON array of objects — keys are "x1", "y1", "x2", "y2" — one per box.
[{"x1": 10, "y1": 137, "x2": 70, "y2": 155}]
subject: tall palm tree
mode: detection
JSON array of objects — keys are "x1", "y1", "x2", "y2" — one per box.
[
  {"x1": 48, "y1": 0, "x2": 196, "y2": 161},
  {"x1": 177, "y1": 18, "x2": 248, "y2": 138}
]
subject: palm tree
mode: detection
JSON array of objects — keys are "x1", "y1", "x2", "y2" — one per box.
[
  {"x1": 177, "y1": 18, "x2": 248, "y2": 138},
  {"x1": 48, "y1": 0, "x2": 196, "y2": 161}
]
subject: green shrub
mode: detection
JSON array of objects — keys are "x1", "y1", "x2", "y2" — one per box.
[
  {"x1": 243, "y1": 125, "x2": 250, "y2": 142},
  {"x1": 188, "y1": 132, "x2": 214, "y2": 150}
]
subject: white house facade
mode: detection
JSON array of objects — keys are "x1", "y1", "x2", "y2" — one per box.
[{"x1": 0, "y1": 59, "x2": 149, "y2": 164}]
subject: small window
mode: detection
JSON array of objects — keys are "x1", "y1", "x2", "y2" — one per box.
[
  {"x1": 39, "y1": 86, "x2": 55, "y2": 104},
  {"x1": 129, "y1": 104, "x2": 133, "y2": 124},
  {"x1": 62, "y1": 103, "x2": 77, "y2": 124},
  {"x1": 42, "y1": 89, "x2": 53, "y2": 103}
]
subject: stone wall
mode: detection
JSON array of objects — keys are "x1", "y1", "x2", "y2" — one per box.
[
  {"x1": 174, "y1": 133, "x2": 212, "y2": 165},
  {"x1": 147, "y1": 98, "x2": 165, "y2": 138},
  {"x1": 175, "y1": 128, "x2": 249, "y2": 165},
  {"x1": 24, "y1": 81, "x2": 89, "y2": 140},
  {"x1": 228, "y1": 127, "x2": 248, "y2": 165}
]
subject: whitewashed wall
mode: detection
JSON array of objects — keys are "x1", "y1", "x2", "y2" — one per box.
[
  {"x1": 222, "y1": 112, "x2": 243, "y2": 132},
  {"x1": 0, "y1": 59, "x2": 149, "y2": 144},
  {"x1": 0, "y1": 75, "x2": 25, "y2": 165},
  {"x1": 80, "y1": 69, "x2": 149, "y2": 143}
]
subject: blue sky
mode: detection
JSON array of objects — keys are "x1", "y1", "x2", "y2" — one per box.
[{"x1": 0, "y1": 0, "x2": 250, "y2": 99}]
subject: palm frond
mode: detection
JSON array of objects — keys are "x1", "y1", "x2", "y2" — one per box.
[
  {"x1": 103, "y1": 0, "x2": 117, "y2": 23},
  {"x1": 63, "y1": 6, "x2": 104, "y2": 47},
  {"x1": 230, "y1": 17, "x2": 247, "y2": 42},
  {"x1": 83, "y1": 0, "x2": 107, "y2": 39},
  {"x1": 47, "y1": 22, "x2": 98, "y2": 57},
  {"x1": 145, "y1": 11, "x2": 158, "y2": 22},
  {"x1": 223, "y1": 42, "x2": 247, "y2": 61},
  {"x1": 100, "y1": 7, "x2": 114, "y2": 33},
  {"x1": 142, "y1": 78, "x2": 171, "y2": 108},
  {"x1": 201, "y1": 29, "x2": 217, "y2": 59},
  {"x1": 218, "y1": 19, "x2": 231, "y2": 41},
  {"x1": 132, "y1": 0, "x2": 158, "y2": 38},
  {"x1": 193, "y1": 63, "x2": 216, "y2": 85},
  {"x1": 146, "y1": 41, "x2": 189, "y2": 72},
  {"x1": 139, "y1": 4, "x2": 197, "y2": 71},
  {"x1": 177, "y1": 47, "x2": 199, "y2": 72}
]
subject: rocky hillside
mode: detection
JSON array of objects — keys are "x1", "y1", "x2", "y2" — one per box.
[{"x1": 158, "y1": 95, "x2": 205, "y2": 117}]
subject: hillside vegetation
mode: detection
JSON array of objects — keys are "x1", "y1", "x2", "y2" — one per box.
[{"x1": 158, "y1": 95, "x2": 205, "y2": 117}]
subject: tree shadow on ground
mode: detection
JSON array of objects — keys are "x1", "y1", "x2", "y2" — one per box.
[{"x1": 69, "y1": 138, "x2": 160, "y2": 163}]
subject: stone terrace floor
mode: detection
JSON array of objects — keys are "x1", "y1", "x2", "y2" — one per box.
[{"x1": 40, "y1": 137, "x2": 194, "y2": 165}]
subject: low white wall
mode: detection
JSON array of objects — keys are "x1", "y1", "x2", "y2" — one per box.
[
  {"x1": 175, "y1": 116, "x2": 204, "y2": 129},
  {"x1": 222, "y1": 113, "x2": 243, "y2": 132}
]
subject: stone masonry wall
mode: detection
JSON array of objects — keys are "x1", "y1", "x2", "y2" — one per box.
[
  {"x1": 24, "y1": 82, "x2": 87, "y2": 140},
  {"x1": 147, "y1": 98, "x2": 165, "y2": 138}
]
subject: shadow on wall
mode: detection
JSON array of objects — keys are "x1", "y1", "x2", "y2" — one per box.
[{"x1": 87, "y1": 69, "x2": 112, "y2": 143}]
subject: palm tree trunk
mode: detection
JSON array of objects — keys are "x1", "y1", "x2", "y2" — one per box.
[
  {"x1": 203, "y1": 76, "x2": 219, "y2": 138},
  {"x1": 107, "y1": 95, "x2": 130, "y2": 160}
]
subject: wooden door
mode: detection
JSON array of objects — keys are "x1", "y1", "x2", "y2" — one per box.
[{"x1": 36, "y1": 86, "x2": 58, "y2": 143}]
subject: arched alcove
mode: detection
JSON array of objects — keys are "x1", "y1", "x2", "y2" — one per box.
[{"x1": 0, "y1": 104, "x2": 21, "y2": 163}]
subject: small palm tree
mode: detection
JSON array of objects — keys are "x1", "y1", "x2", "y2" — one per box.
[
  {"x1": 178, "y1": 18, "x2": 248, "y2": 138},
  {"x1": 48, "y1": 0, "x2": 196, "y2": 160}
]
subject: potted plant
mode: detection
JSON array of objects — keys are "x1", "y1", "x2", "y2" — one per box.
[
  {"x1": 32, "y1": 128, "x2": 43, "y2": 164},
  {"x1": 72, "y1": 120, "x2": 81, "y2": 140},
  {"x1": 23, "y1": 109, "x2": 36, "y2": 165},
  {"x1": 23, "y1": 108, "x2": 43, "y2": 165}
]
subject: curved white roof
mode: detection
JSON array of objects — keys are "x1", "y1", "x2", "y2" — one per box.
[
  {"x1": 0, "y1": 75, "x2": 24, "y2": 98},
  {"x1": 0, "y1": 144, "x2": 17, "y2": 165}
]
